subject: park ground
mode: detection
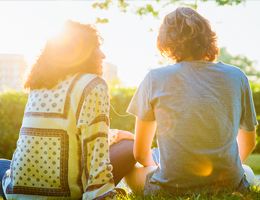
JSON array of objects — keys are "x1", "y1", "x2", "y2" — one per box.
[{"x1": 117, "y1": 154, "x2": 260, "y2": 200}]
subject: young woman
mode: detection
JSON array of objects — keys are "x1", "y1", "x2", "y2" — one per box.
[
  {"x1": 0, "y1": 21, "x2": 135, "y2": 200},
  {"x1": 126, "y1": 7, "x2": 257, "y2": 195}
]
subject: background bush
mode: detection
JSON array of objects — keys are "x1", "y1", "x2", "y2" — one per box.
[
  {"x1": 109, "y1": 87, "x2": 135, "y2": 131},
  {"x1": 250, "y1": 81, "x2": 260, "y2": 153},
  {"x1": 0, "y1": 84, "x2": 260, "y2": 159},
  {"x1": 0, "y1": 91, "x2": 27, "y2": 159}
]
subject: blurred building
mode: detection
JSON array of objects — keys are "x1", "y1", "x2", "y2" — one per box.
[
  {"x1": 0, "y1": 54, "x2": 27, "y2": 91},
  {"x1": 0, "y1": 56, "x2": 118, "y2": 91},
  {"x1": 102, "y1": 62, "x2": 119, "y2": 85}
]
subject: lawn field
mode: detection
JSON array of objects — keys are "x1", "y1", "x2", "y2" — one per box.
[
  {"x1": 245, "y1": 154, "x2": 260, "y2": 174},
  {"x1": 117, "y1": 154, "x2": 260, "y2": 200},
  {"x1": 118, "y1": 189, "x2": 260, "y2": 200}
]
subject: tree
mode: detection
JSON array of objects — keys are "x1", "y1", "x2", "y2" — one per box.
[
  {"x1": 92, "y1": 0, "x2": 245, "y2": 23},
  {"x1": 218, "y1": 47, "x2": 260, "y2": 77}
]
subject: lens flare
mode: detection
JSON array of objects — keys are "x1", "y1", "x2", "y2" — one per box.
[{"x1": 189, "y1": 156, "x2": 213, "y2": 177}]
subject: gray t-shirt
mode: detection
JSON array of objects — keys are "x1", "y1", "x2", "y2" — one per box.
[{"x1": 127, "y1": 61, "x2": 257, "y2": 191}]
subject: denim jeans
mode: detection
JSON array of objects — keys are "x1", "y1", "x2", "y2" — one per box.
[{"x1": 0, "y1": 159, "x2": 11, "y2": 199}]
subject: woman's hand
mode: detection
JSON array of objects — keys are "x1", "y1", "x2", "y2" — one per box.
[
  {"x1": 109, "y1": 129, "x2": 134, "y2": 145},
  {"x1": 116, "y1": 130, "x2": 135, "y2": 142}
]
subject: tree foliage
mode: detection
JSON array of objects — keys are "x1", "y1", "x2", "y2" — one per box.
[
  {"x1": 218, "y1": 47, "x2": 260, "y2": 77},
  {"x1": 92, "y1": 0, "x2": 246, "y2": 23}
]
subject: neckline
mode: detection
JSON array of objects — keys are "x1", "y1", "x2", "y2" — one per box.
[{"x1": 179, "y1": 60, "x2": 220, "y2": 65}]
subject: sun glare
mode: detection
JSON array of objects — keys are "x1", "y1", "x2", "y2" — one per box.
[
  {"x1": 0, "y1": 1, "x2": 260, "y2": 87},
  {"x1": 189, "y1": 156, "x2": 213, "y2": 177},
  {"x1": 44, "y1": 22, "x2": 67, "y2": 44}
]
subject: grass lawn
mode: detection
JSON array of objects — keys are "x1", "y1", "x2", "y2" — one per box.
[
  {"x1": 245, "y1": 154, "x2": 260, "y2": 174},
  {"x1": 117, "y1": 154, "x2": 260, "y2": 199},
  {"x1": 118, "y1": 189, "x2": 260, "y2": 200}
]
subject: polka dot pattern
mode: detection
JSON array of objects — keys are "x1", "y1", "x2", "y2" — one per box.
[
  {"x1": 12, "y1": 135, "x2": 61, "y2": 188},
  {"x1": 77, "y1": 81, "x2": 114, "y2": 187},
  {"x1": 78, "y1": 83, "x2": 109, "y2": 126},
  {"x1": 25, "y1": 76, "x2": 75, "y2": 114},
  {"x1": 108, "y1": 129, "x2": 118, "y2": 145},
  {"x1": 85, "y1": 137, "x2": 113, "y2": 185},
  {"x1": 3, "y1": 75, "x2": 116, "y2": 199}
]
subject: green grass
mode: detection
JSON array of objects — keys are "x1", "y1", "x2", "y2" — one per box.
[
  {"x1": 117, "y1": 154, "x2": 260, "y2": 199},
  {"x1": 245, "y1": 154, "x2": 260, "y2": 174},
  {"x1": 117, "y1": 188, "x2": 260, "y2": 200}
]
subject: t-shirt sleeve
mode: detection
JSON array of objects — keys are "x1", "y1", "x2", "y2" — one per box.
[
  {"x1": 240, "y1": 76, "x2": 258, "y2": 131},
  {"x1": 127, "y1": 71, "x2": 155, "y2": 121}
]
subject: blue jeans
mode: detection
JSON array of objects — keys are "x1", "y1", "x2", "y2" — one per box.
[{"x1": 0, "y1": 159, "x2": 11, "y2": 199}]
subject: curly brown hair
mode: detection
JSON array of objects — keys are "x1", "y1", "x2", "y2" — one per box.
[
  {"x1": 157, "y1": 7, "x2": 219, "y2": 62},
  {"x1": 24, "y1": 20, "x2": 102, "y2": 89}
]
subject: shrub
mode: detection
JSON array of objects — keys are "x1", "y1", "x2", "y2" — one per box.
[
  {"x1": 0, "y1": 83, "x2": 260, "y2": 159},
  {"x1": 0, "y1": 91, "x2": 27, "y2": 159},
  {"x1": 0, "y1": 88, "x2": 136, "y2": 159},
  {"x1": 109, "y1": 87, "x2": 136, "y2": 131},
  {"x1": 250, "y1": 81, "x2": 260, "y2": 153}
]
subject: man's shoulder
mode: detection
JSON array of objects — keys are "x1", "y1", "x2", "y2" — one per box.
[
  {"x1": 149, "y1": 63, "x2": 181, "y2": 79},
  {"x1": 150, "y1": 63, "x2": 181, "y2": 72},
  {"x1": 217, "y1": 62, "x2": 246, "y2": 77}
]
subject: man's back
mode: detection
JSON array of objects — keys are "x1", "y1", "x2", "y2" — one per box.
[{"x1": 144, "y1": 61, "x2": 257, "y2": 190}]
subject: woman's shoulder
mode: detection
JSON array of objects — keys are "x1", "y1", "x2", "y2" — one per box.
[
  {"x1": 74, "y1": 73, "x2": 107, "y2": 88},
  {"x1": 70, "y1": 73, "x2": 108, "y2": 99}
]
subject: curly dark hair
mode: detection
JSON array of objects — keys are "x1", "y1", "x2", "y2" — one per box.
[
  {"x1": 24, "y1": 20, "x2": 102, "y2": 89},
  {"x1": 157, "y1": 7, "x2": 219, "y2": 62}
]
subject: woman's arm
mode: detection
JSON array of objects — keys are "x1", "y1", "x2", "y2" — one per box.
[
  {"x1": 77, "y1": 80, "x2": 116, "y2": 200},
  {"x1": 134, "y1": 117, "x2": 157, "y2": 167}
]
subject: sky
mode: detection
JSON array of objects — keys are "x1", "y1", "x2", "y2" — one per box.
[{"x1": 0, "y1": 0, "x2": 260, "y2": 86}]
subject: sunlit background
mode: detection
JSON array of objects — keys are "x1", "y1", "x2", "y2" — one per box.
[{"x1": 0, "y1": 0, "x2": 260, "y2": 89}]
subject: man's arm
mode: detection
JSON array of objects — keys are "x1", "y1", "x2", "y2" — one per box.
[
  {"x1": 237, "y1": 128, "x2": 256, "y2": 162},
  {"x1": 134, "y1": 117, "x2": 157, "y2": 167}
]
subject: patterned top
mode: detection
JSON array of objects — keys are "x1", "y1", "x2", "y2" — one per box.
[{"x1": 2, "y1": 73, "x2": 118, "y2": 200}]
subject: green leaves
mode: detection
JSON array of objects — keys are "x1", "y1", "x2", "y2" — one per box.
[
  {"x1": 95, "y1": 17, "x2": 109, "y2": 24},
  {"x1": 215, "y1": 0, "x2": 245, "y2": 6},
  {"x1": 136, "y1": 4, "x2": 159, "y2": 17},
  {"x1": 92, "y1": 0, "x2": 112, "y2": 10},
  {"x1": 91, "y1": 0, "x2": 246, "y2": 21},
  {"x1": 118, "y1": 0, "x2": 129, "y2": 12},
  {"x1": 218, "y1": 47, "x2": 259, "y2": 77}
]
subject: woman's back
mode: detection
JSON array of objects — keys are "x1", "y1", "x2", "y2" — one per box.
[{"x1": 2, "y1": 73, "x2": 114, "y2": 199}]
